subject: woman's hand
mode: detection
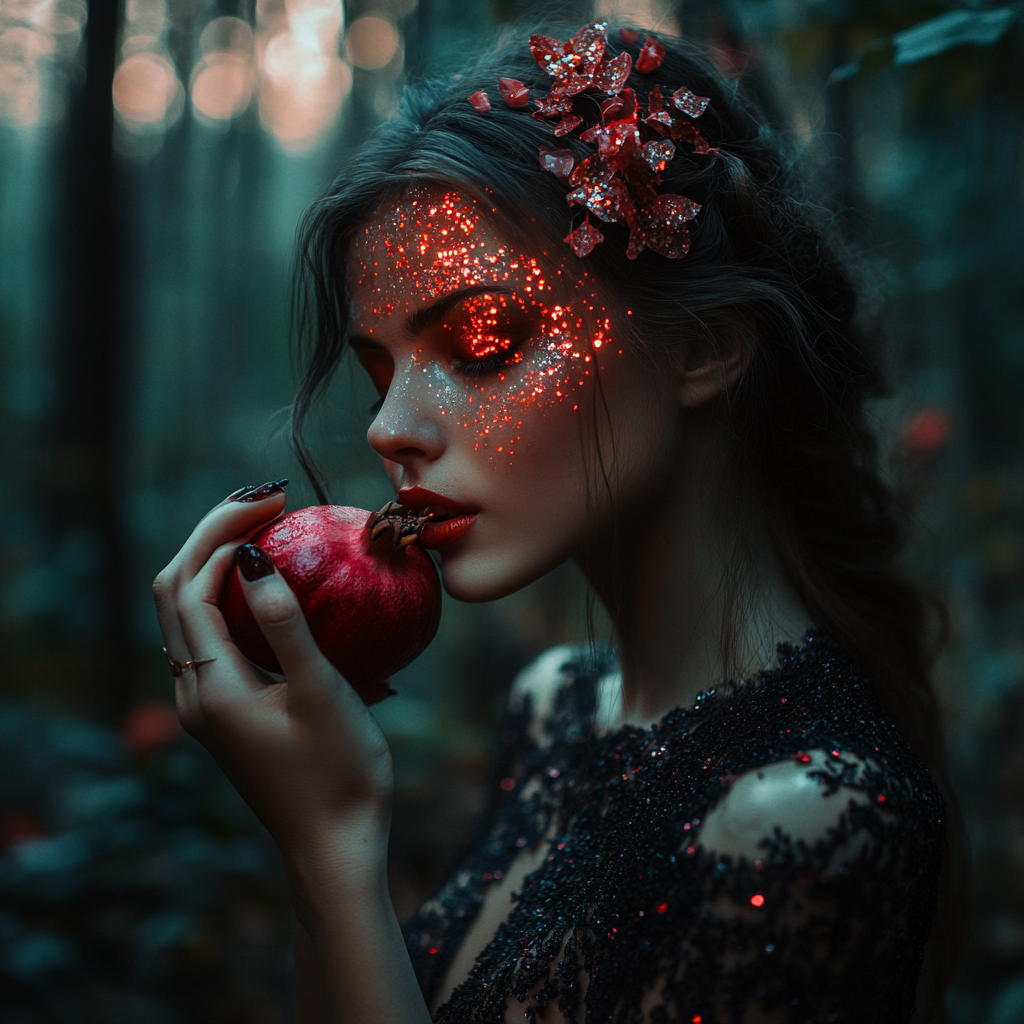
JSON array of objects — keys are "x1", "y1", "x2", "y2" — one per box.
[{"x1": 151, "y1": 482, "x2": 395, "y2": 893}]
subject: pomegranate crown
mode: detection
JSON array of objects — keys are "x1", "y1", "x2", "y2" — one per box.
[
  {"x1": 466, "y1": 21, "x2": 717, "y2": 260},
  {"x1": 366, "y1": 501, "x2": 428, "y2": 550}
]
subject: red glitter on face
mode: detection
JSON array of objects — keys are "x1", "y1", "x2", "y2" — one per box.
[{"x1": 348, "y1": 187, "x2": 619, "y2": 464}]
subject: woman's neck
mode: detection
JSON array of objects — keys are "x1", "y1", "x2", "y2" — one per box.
[{"x1": 580, "y1": 412, "x2": 809, "y2": 730}]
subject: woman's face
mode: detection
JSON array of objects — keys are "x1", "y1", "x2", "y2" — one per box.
[{"x1": 347, "y1": 186, "x2": 680, "y2": 601}]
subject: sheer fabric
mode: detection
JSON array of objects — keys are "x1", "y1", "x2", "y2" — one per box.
[{"x1": 404, "y1": 633, "x2": 945, "y2": 1023}]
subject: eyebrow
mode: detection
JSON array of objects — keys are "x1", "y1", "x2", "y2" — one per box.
[
  {"x1": 406, "y1": 284, "x2": 512, "y2": 335},
  {"x1": 349, "y1": 284, "x2": 513, "y2": 351}
]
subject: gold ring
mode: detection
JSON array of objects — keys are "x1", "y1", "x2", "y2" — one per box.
[{"x1": 163, "y1": 648, "x2": 217, "y2": 677}]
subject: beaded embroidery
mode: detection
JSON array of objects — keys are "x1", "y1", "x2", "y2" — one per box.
[{"x1": 405, "y1": 632, "x2": 945, "y2": 1023}]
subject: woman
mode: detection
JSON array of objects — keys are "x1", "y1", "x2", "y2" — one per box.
[{"x1": 152, "y1": 22, "x2": 957, "y2": 1023}]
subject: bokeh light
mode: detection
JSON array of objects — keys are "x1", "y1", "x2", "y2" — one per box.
[
  {"x1": 112, "y1": 0, "x2": 183, "y2": 141},
  {"x1": 191, "y1": 17, "x2": 255, "y2": 125},
  {"x1": 191, "y1": 55, "x2": 253, "y2": 123},
  {"x1": 0, "y1": 0, "x2": 86, "y2": 128},
  {"x1": 113, "y1": 52, "x2": 180, "y2": 126},
  {"x1": 347, "y1": 15, "x2": 400, "y2": 70},
  {"x1": 594, "y1": 0, "x2": 679, "y2": 34},
  {"x1": 255, "y1": 0, "x2": 351, "y2": 151}
]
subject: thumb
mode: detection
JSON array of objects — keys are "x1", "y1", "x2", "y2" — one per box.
[{"x1": 235, "y1": 544, "x2": 350, "y2": 711}]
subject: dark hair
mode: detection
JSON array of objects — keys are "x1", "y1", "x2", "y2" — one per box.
[{"x1": 290, "y1": 25, "x2": 965, "y2": 1018}]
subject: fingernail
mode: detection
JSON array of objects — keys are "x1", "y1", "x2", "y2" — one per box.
[
  {"x1": 234, "y1": 478, "x2": 289, "y2": 503},
  {"x1": 226, "y1": 485, "x2": 255, "y2": 501},
  {"x1": 237, "y1": 543, "x2": 275, "y2": 581}
]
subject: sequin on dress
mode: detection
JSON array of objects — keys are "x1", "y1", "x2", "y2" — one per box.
[{"x1": 404, "y1": 632, "x2": 946, "y2": 1023}]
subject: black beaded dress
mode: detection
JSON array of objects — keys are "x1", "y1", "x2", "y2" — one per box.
[{"x1": 404, "y1": 632, "x2": 946, "y2": 1023}]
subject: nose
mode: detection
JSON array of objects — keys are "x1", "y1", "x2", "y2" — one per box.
[{"x1": 366, "y1": 361, "x2": 447, "y2": 468}]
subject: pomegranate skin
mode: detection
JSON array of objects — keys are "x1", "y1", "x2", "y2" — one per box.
[{"x1": 220, "y1": 506, "x2": 441, "y2": 697}]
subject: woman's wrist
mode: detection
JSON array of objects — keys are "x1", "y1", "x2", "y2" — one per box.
[{"x1": 280, "y1": 809, "x2": 393, "y2": 929}]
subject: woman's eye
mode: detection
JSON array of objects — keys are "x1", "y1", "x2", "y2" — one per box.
[{"x1": 448, "y1": 311, "x2": 534, "y2": 376}]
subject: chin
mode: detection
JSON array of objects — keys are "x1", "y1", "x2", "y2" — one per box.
[{"x1": 436, "y1": 545, "x2": 563, "y2": 603}]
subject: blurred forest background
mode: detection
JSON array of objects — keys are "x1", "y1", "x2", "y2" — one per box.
[{"x1": 1, "y1": 0, "x2": 1022, "y2": 1021}]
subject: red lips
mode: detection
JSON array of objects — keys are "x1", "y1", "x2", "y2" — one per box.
[{"x1": 398, "y1": 487, "x2": 479, "y2": 550}]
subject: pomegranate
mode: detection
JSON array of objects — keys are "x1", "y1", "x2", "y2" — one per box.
[{"x1": 220, "y1": 503, "x2": 442, "y2": 702}]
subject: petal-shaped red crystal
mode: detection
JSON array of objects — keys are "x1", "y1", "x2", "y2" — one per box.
[
  {"x1": 637, "y1": 193, "x2": 699, "y2": 258},
  {"x1": 567, "y1": 174, "x2": 637, "y2": 229},
  {"x1": 600, "y1": 97, "x2": 624, "y2": 123},
  {"x1": 644, "y1": 111, "x2": 674, "y2": 136},
  {"x1": 565, "y1": 220, "x2": 605, "y2": 257},
  {"x1": 647, "y1": 85, "x2": 665, "y2": 114},
  {"x1": 670, "y1": 120, "x2": 713, "y2": 153},
  {"x1": 569, "y1": 154, "x2": 611, "y2": 188},
  {"x1": 619, "y1": 27, "x2": 640, "y2": 45},
  {"x1": 564, "y1": 22, "x2": 609, "y2": 95},
  {"x1": 553, "y1": 112, "x2": 584, "y2": 136},
  {"x1": 638, "y1": 139, "x2": 675, "y2": 174},
  {"x1": 593, "y1": 50, "x2": 631, "y2": 94},
  {"x1": 636, "y1": 36, "x2": 666, "y2": 74},
  {"x1": 602, "y1": 89, "x2": 634, "y2": 125},
  {"x1": 597, "y1": 123, "x2": 641, "y2": 166},
  {"x1": 672, "y1": 86, "x2": 711, "y2": 118},
  {"x1": 499, "y1": 78, "x2": 530, "y2": 108},
  {"x1": 468, "y1": 90, "x2": 491, "y2": 112},
  {"x1": 569, "y1": 21, "x2": 608, "y2": 66},
  {"x1": 530, "y1": 34, "x2": 571, "y2": 72},
  {"x1": 539, "y1": 146, "x2": 575, "y2": 178}
]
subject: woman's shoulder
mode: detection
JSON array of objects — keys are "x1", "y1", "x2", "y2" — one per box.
[
  {"x1": 674, "y1": 631, "x2": 947, "y2": 861},
  {"x1": 506, "y1": 643, "x2": 618, "y2": 750}
]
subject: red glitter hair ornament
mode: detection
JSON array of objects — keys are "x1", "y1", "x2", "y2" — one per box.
[{"x1": 468, "y1": 21, "x2": 715, "y2": 259}]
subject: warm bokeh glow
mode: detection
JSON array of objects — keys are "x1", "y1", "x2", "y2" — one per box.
[
  {"x1": 0, "y1": 0, "x2": 86, "y2": 128},
  {"x1": 199, "y1": 16, "x2": 254, "y2": 56},
  {"x1": 113, "y1": 51, "x2": 181, "y2": 125},
  {"x1": 191, "y1": 54, "x2": 253, "y2": 122},
  {"x1": 191, "y1": 17, "x2": 254, "y2": 124},
  {"x1": 255, "y1": 0, "x2": 350, "y2": 150},
  {"x1": 113, "y1": 0, "x2": 183, "y2": 141},
  {"x1": 346, "y1": 15, "x2": 400, "y2": 70},
  {"x1": 594, "y1": 0, "x2": 680, "y2": 34}
]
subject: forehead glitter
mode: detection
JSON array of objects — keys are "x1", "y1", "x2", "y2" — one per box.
[{"x1": 350, "y1": 188, "x2": 621, "y2": 463}]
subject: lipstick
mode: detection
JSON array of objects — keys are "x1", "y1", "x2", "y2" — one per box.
[{"x1": 398, "y1": 487, "x2": 479, "y2": 550}]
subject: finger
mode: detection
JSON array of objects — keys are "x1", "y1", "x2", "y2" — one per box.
[
  {"x1": 233, "y1": 544, "x2": 364, "y2": 717},
  {"x1": 177, "y1": 541, "x2": 268, "y2": 704},
  {"x1": 159, "y1": 479, "x2": 289, "y2": 591},
  {"x1": 175, "y1": 667, "x2": 207, "y2": 742}
]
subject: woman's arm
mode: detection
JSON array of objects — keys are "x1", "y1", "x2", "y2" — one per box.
[
  {"x1": 152, "y1": 490, "x2": 432, "y2": 1024},
  {"x1": 292, "y1": 854, "x2": 429, "y2": 1024}
]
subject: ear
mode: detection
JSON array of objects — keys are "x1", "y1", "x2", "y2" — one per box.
[{"x1": 675, "y1": 321, "x2": 756, "y2": 409}]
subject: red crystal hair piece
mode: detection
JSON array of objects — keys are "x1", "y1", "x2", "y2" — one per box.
[{"x1": 467, "y1": 21, "x2": 715, "y2": 259}]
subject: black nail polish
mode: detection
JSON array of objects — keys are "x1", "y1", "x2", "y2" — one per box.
[
  {"x1": 234, "y1": 478, "x2": 289, "y2": 503},
  {"x1": 236, "y1": 543, "x2": 275, "y2": 581},
  {"x1": 226, "y1": 485, "x2": 255, "y2": 501}
]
